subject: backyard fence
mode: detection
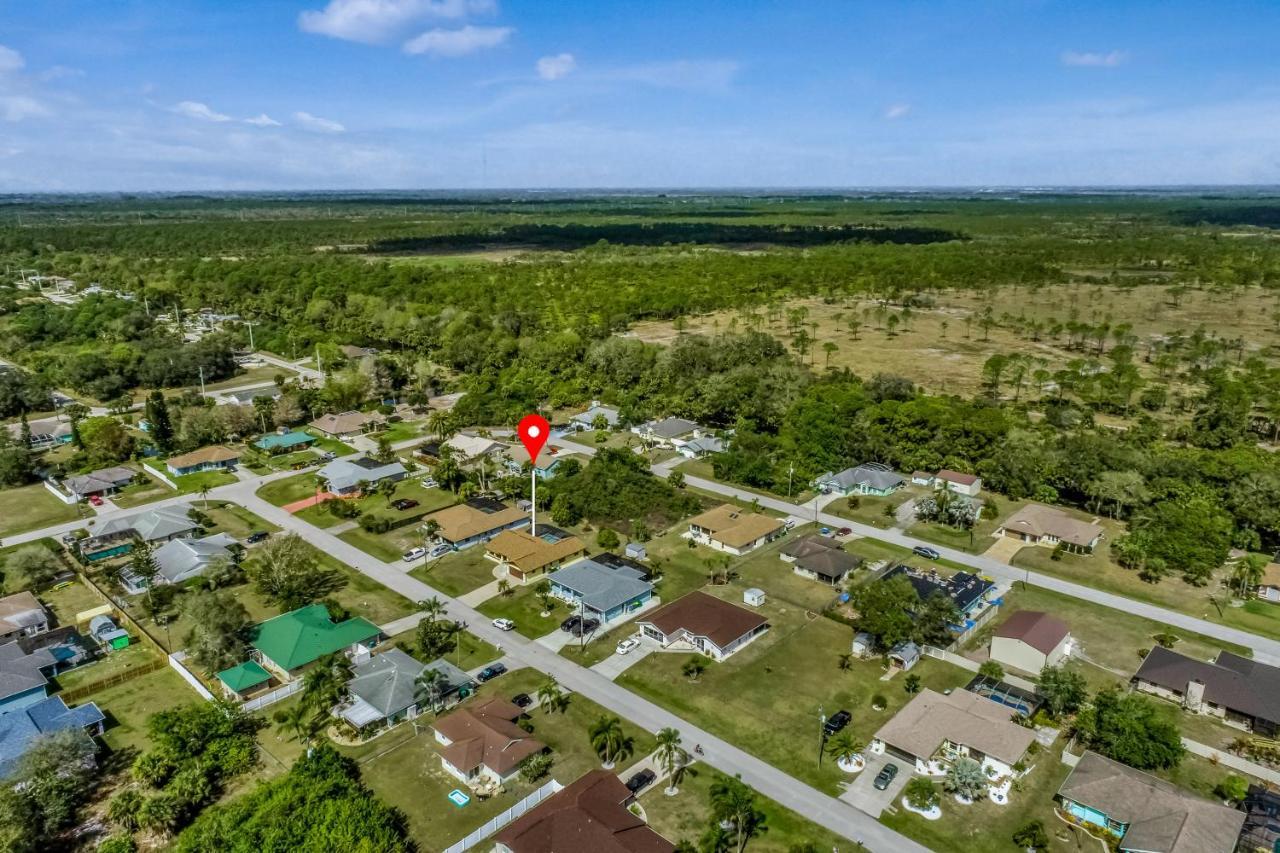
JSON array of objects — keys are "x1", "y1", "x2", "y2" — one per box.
[
  {"x1": 242, "y1": 679, "x2": 303, "y2": 713},
  {"x1": 59, "y1": 657, "x2": 168, "y2": 703},
  {"x1": 142, "y1": 462, "x2": 178, "y2": 490},
  {"x1": 920, "y1": 644, "x2": 1038, "y2": 692},
  {"x1": 42, "y1": 478, "x2": 77, "y2": 505},
  {"x1": 441, "y1": 779, "x2": 564, "y2": 853},
  {"x1": 168, "y1": 651, "x2": 215, "y2": 700}
]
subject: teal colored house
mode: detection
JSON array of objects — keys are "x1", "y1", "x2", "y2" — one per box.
[
  {"x1": 548, "y1": 558, "x2": 653, "y2": 624},
  {"x1": 253, "y1": 431, "x2": 316, "y2": 453}
]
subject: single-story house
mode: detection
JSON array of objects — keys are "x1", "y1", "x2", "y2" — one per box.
[
  {"x1": 1056, "y1": 750, "x2": 1244, "y2": 852},
  {"x1": 425, "y1": 498, "x2": 529, "y2": 549},
  {"x1": 0, "y1": 640, "x2": 61, "y2": 711},
  {"x1": 216, "y1": 386, "x2": 279, "y2": 406},
  {"x1": 677, "y1": 435, "x2": 725, "y2": 459},
  {"x1": 870, "y1": 687, "x2": 1035, "y2": 781},
  {"x1": 0, "y1": 694, "x2": 104, "y2": 778},
  {"x1": 493, "y1": 768, "x2": 675, "y2": 853},
  {"x1": 994, "y1": 504, "x2": 1104, "y2": 554},
  {"x1": 0, "y1": 593, "x2": 49, "y2": 644},
  {"x1": 882, "y1": 564, "x2": 998, "y2": 635},
  {"x1": 780, "y1": 534, "x2": 862, "y2": 585},
  {"x1": 63, "y1": 466, "x2": 136, "y2": 501},
  {"x1": 216, "y1": 660, "x2": 274, "y2": 701},
  {"x1": 568, "y1": 402, "x2": 621, "y2": 432},
  {"x1": 338, "y1": 649, "x2": 474, "y2": 730},
  {"x1": 630, "y1": 417, "x2": 702, "y2": 448},
  {"x1": 443, "y1": 432, "x2": 507, "y2": 462},
  {"x1": 7, "y1": 417, "x2": 72, "y2": 450},
  {"x1": 81, "y1": 504, "x2": 199, "y2": 561},
  {"x1": 591, "y1": 551, "x2": 654, "y2": 581},
  {"x1": 637, "y1": 591, "x2": 769, "y2": 661},
  {"x1": 309, "y1": 410, "x2": 385, "y2": 439},
  {"x1": 548, "y1": 558, "x2": 653, "y2": 623},
  {"x1": 151, "y1": 533, "x2": 239, "y2": 585},
  {"x1": 1256, "y1": 562, "x2": 1280, "y2": 603},
  {"x1": 166, "y1": 445, "x2": 241, "y2": 477},
  {"x1": 990, "y1": 610, "x2": 1072, "y2": 674},
  {"x1": 687, "y1": 504, "x2": 785, "y2": 556},
  {"x1": 433, "y1": 697, "x2": 545, "y2": 787},
  {"x1": 935, "y1": 469, "x2": 982, "y2": 497},
  {"x1": 1132, "y1": 646, "x2": 1280, "y2": 735},
  {"x1": 253, "y1": 430, "x2": 315, "y2": 453},
  {"x1": 814, "y1": 463, "x2": 905, "y2": 497},
  {"x1": 248, "y1": 604, "x2": 381, "y2": 681},
  {"x1": 485, "y1": 527, "x2": 587, "y2": 583},
  {"x1": 911, "y1": 471, "x2": 933, "y2": 486},
  {"x1": 317, "y1": 455, "x2": 408, "y2": 496},
  {"x1": 503, "y1": 446, "x2": 562, "y2": 480}
]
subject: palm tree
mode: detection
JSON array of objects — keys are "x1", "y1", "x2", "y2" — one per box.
[
  {"x1": 414, "y1": 666, "x2": 448, "y2": 714},
  {"x1": 301, "y1": 653, "x2": 349, "y2": 716},
  {"x1": 943, "y1": 756, "x2": 988, "y2": 800},
  {"x1": 836, "y1": 652, "x2": 852, "y2": 671},
  {"x1": 538, "y1": 677, "x2": 568, "y2": 714},
  {"x1": 655, "y1": 727, "x2": 688, "y2": 795},
  {"x1": 588, "y1": 715, "x2": 634, "y2": 769},
  {"x1": 422, "y1": 518, "x2": 441, "y2": 542},
  {"x1": 418, "y1": 596, "x2": 447, "y2": 622},
  {"x1": 274, "y1": 702, "x2": 319, "y2": 748},
  {"x1": 498, "y1": 579, "x2": 512, "y2": 597},
  {"x1": 708, "y1": 774, "x2": 768, "y2": 853},
  {"x1": 825, "y1": 732, "x2": 864, "y2": 770}
]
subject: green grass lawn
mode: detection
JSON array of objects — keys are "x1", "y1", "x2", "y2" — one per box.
[
  {"x1": 110, "y1": 472, "x2": 175, "y2": 508},
  {"x1": 0, "y1": 483, "x2": 83, "y2": 537},
  {"x1": 86, "y1": 664, "x2": 201, "y2": 755},
  {"x1": 617, "y1": 590, "x2": 973, "y2": 795},
  {"x1": 1010, "y1": 523, "x2": 1280, "y2": 641},
  {"x1": 39, "y1": 579, "x2": 105, "y2": 626},
  {"x1": 200, "y1": 501, "x2": 279, "y2": 539},
  {"x1": 302, "y1": 428, "x2": 357, "y2": 457},
  {"x1": 376, "y1": 421, "x2": 423, "y2": 443},
  {"x1": 172, "y1": 469, "x2": 238, "y2": 494},
  {"x1": 477, "y1": 583, "x2": 569, "y2": 639},
  {"x1": 262, "y1": 448, "x2": 323, "y2": 471},
  {"x1": 411, "y1": 546, "x2": 499, "y2": 597},
  {"x1": 334, "y1": 483, "x2": 459, "y2": 559},
  {"x1": 54, "y1": 642, "x2": 165, "y2": 694},
  {"x1": 676, "y1": 458, "x2": 818, "y2": 504},
  {"x1": 256, "y1": 471, "x2": 324, "y2": 506},
  {"x1": 908, "y1": 497, "x2": 1030, "y2": 555}
]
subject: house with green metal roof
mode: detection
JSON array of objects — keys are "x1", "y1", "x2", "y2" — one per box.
[
  {"x1": 249, "y1": 604, "x2": 381, "y2": 679},
  {"x1": 253, "y1": 430, "x2": 316, "y2": 453},
  {"x1": 216, "y1": 660, "x2": 273, "y2": 699}
]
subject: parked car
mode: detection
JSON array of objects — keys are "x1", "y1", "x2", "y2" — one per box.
[
  {"x1": 421, "y1": 477, "x2": 438, "y2": 488},
  {"x1": 873, "y1": 763, "x2": 899, "y2": 790},
  {"x1": 625, "y1": 769, "x2": 656, "y2": 794},
  {"x1": 245, "y1": 531, "x2": 270, "y2": 544},
  {"x1": 820, "y1": 526, "x2": 831, "y2": 535},
  {"x1": 401, "y1": 547, "x2": 427, "y2": 562},
  {"x1": 560, "y1": 615, "x2": 582, "y2": 633},
  {"x1": 912, "y1": 545, "x2": 941, "y2": 560},
  {"x1": 616, "y1": 638, "x2": 640, "y2": 655},
  {"x1": 836, "y1": 526, "x2": 852, "y2": 536},
  {"x1": 511, "y1": 693, "x2": 532, "y2": 709},
  {"x1": 391, "y1": 498, "x2": 419, "y2": 511},
  {"x1": 492, "y1": 617, "x2": 515, "y2": 631},
  {"x1": 87, "y1": 495, "x2": 103, "y2": 507},
  {"x1": 319, "y1": 451, "x2": 337, "y2": 462},
  {"x1": 783, "y1": 519, "x2": 797, "y2": 530},
  {"x1": 571, "y1": 618, "x2": 601, "y2": 637},
  {"x1": 477, "y1": 663, "x2": 507, "y2": 682},
  {"x1": 823, "y1": 710, "x2": 851, "y2": 736},
  {"x1": 429, "y1": 543, "x2": 452, "y2": 558}
]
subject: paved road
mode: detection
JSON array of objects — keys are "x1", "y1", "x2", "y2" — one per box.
[{"x1": 254, "y1": 351, "x2": 323, "y2": 382}]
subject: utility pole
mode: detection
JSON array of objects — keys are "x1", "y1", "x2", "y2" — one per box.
[
  {"x1": 245, "y1": 320, "x2": 257, "y2": 351},
  {"x1": 198, "y1": 366, "x2": 206, "y2": 397},
  {"x1": 818, "y1": 704, "x2": 826, "y2": 766},
  {"x1": 787, "y1": 462, "x2": 795, "y2": 498}
]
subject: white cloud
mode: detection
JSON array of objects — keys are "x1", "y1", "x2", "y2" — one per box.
[
  {"x1": 0, "y1": 95, "x2": 47, "y2": 122},
  {"x1": 403, "y1": 24, "x2": 512, "y2": 57},
  {"x1": 299, "y1": 0, "x2": 496, "y2": 44},
  {"x1": 0, "y1": 45, "x2": 24, "y2": 74},
  {"x1": 245, "y1": 113, "x2": 282, "y2": 127},
  {"x1": 884, "y1": 103, "x2": 911, "y2": 120},
  {"x1": 173, "y1": 100, "x2": 232, "y2": 122},
  {"x1": 610, "y1": 60, "x2": 739, "y2": 93},
  {"x1": 1061, "y1": 50, "x2": 1128, "y2": 68},
  {"x1": 536, "y1": 53, "x2": 576, "y2": 81},
  {"x1": 293, "y1": 110, "x2": 345, "y2": 133}
]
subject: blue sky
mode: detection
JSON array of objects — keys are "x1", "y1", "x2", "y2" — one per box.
[{"x1": 1, "y1": 0, "x2": 1278, "y2": 190}]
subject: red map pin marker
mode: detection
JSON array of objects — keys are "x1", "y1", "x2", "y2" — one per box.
[{"x1": 517, "y1": 414, "x2": 550, "y2": 462}]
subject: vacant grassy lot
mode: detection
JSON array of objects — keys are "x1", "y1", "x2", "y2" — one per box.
[
  {"x1": 55, "y1": 643, "x2": 165, "y2": 693},
  {"x1": 39, "y1": 578, "x2": 104, "y2": 625},
  {"x1": 201, "y1": 501, "x2": 279, "y2": 539},
  {"x1": 172, "y1": 468, "x2": 238, "y2": 494},
  {"x1": 411, "y1": 546, "x2": 499, "y2": 597},
  {"x1": 825, "y1": 490, "x2": 915, "y2": 530},
  {"x1": 84, "y1": 664, "x2": 201, "y2": 754},
  {"x1": 910, "y1": 497, "x2": 1031, "y2": 555},
  {"x1": 0, "y1": 483, "x2": 82, "y2": 537},
  {"x1": 478, "y1": 583, "x2": 569, "y2": 639},
  {"x1": 618, "y1": 589, "x2": 972, "y2": 795},
  {"x1": 255, "y1": 471, "x2": 323, "y2": 506},
  {"x1": 301, "y1": 428, "x2": 357, "y2": 457},
  {"x1": 110, "y1": 472, "x2": 175, "y2": 508}
]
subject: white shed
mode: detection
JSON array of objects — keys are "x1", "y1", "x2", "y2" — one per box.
[{"x1": 743, "y1": 588, "x2": 766, "y2": 607}]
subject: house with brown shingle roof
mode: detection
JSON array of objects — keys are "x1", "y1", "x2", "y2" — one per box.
[
  {"x1": 494, "y1": 769, "x2": 675, "y2": 853},
  {"x1": 165, "y1": 445, "x2": 241, "y2": 476},
  {"x1": 425, "y1": 498, "x2": 528, "y2": 549},
  {"x1": 308, "y1": 410, "x2": 386, "y2": 439},
  {"x1": 687, "y1": 503, "x2": 784, "y2": 556},
  {"x1": 935, "y1": 469, "x2": 982, "y2": 497},
  {"x1": 995, "y1": 503, "x2": 1104, "y2": 553},
  {"x1": 432, "y1": 697, "x2": 545, "y2": 787},
  {"x1": 636, "y1": 591, "x2": 768, "y2": 661},
  {"x1": 485, "y1": 527, "x2": 587, "y2": 582},
  {"x1": 989, "y1": 610, "x2": 1072, "y2": 674},
  {"x1": 779, "y1": 534, "x2": 861, "y2": 585}
]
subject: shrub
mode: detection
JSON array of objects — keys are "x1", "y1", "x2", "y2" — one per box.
[{"x1": 904, "y1": 777, "x2": 938, "y2": 810}]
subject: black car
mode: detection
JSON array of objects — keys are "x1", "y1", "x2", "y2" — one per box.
[
  {"x1": 246, "y1": 531, "x2": 270, "y2": 544},
  {"x1": 571, "y1": 617, "x2": 601, "y2": 637},
  {"x1": 823, "y1": 710, "x2": 851, "y2": 736},
  {"x1": 873, "y1": 763, "x2": 899, "y2": 790},
  {"x1": 511, "y1": 693, "x2": 532, "y2": 709},
  {"x1": 477, "y1": 663, "x2": 507, "y2": 682},
  {"x1": 391, "y1": 498, "x2": 420, "y2": 511},
  {"x1": 560, "y1": 615, "x2": 582, "y2": 633},
  {"x1": 625, "y1": 769, "x2": 656, "y2": 794}
]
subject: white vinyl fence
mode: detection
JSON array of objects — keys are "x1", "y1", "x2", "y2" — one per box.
[
  {"x1": 242, "y1": 679, "x2": 303, "y2": 712},
  {"x1": 441, "y1": 779, "x2": 564, "y2": 853},
  {"x1": 168, "y1": 651, "x2": 214, "y2": 700}
]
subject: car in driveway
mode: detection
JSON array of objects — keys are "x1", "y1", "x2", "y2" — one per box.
[
  {"x1": 319, "y1": 451, "x2": 337, "y2": 462},
  {"x1": 429, "y1": 543, "x2": 452, "y2": 558},
  {"x1": 836, "y1": 526, "x2": 852, "y2": 536},
  {"x1": 560, "y1": 615, "x2": 582, "y2": 633},
  {"x1": 872, "y1": 763, "x2": 899, "y2": 790},
  {"x1": 571, "y1": 618, "x2": 600, "y2": 637},
  {"x1": 912, "y1": 545, "x2": 941, "y2": 560},
  {"x1": 87, "y1": 495, "x2": 103, "y2": 507},
  {"x1": 492, "y1": 617, "x2": 515, "y2": 631},
  {"x1": 421, "y1": 477, "x2": 438, "y2": 488},
  {"x1": 625, "y1": 769, "x2": 656, "y2": 794},
  {"x1": 511, "y1": 693, "x2": 532, "y2": 709},
  {"x1": 401, "y1": 546, "x2": 427, "y2": 562},
  {"x1": 783, "y1": 519, "x2": 797, "y2": 530},
  {"x1": 477, "y1": 663, "x2": 507, "y2": 682},
  {"x1": 391, "y1": 498, "x2": 419, "y2": 511},
  {"x1": 823, "y1": 710, "x2": 851, "y2": 736},
  {"x1": 616, "y1": 637, "x2": 640, "y2": 655},
  {"x1": 245, "y1": 530, "x2": 270, "y2": 544}
]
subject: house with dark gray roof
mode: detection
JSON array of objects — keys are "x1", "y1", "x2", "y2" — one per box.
[
  {"x1": 1057, "y1": 750, "x2": 1244, "y2": 852},
  {"x1": 630, "y1": 417, "x2": 702, "y2": 448},
  {"x1": 152, "y1": 533, "x2": 238, "y2": 585},
  {"x1": 569, "y1": 401, "x2": 621, "y2": 431},
  {"x1": 338, "y1": 649, "x2": 473, "y2": 729},
  {"x1": 318, "y1": 455, "x2": 407, "y2": 495},
  {"x1": 780, "y1": 534, "x2": 861, "y2": 585},
  {"x1": 1132, "y1": 646, "x2": 1280, "y2": 735},
  {"x1": 548, "y1": 558, "x2": 654, "y2": 623},
  {"x1": 80, "y1": 504, "x2": 199, "y2": 561},
  {"x1": 62, "y1": 466, "x2": 136, "y2": 500},
  {"x1": 814, "y1": 463, "x2": 905, "y2": 497}
]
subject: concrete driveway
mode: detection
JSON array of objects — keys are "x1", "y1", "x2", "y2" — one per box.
[
  {"x1": 840, "y1": 752, "x2": 909, "y2": 817},
  {"x1": 982, "y1": 534, "x2": 1024, "y2": 564},
  {"x1": 591, "y1": 635, "x2": 660, "y2": 680}
]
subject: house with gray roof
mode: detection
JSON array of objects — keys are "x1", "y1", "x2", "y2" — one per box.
[
  {"x1": 630, "y1": 417, "x2": 702, "y2": 448},
  {"x1": 0, "y1": 694, "x2": 103, "y2": 778},
  {"x1": 63, "y1": 466, "x2": 136, "y2": 500},
  {"x1": 0, "y1": 593, "x2": 49, "y2": 644},
  {"x1": 677, "y1": 434, "x2": 725, "y2": 459},
  {"x1": 814, "y1": 463, "x2": 905, "y2": 497},
  {"x1": 152, "y1": 533, "x2": 238, "y2": 585},
  {"x1": 1132, "y1": 646, "x2": 1280, "y2": 735},
  {"x1": 548, "y1": 558, "x2": 654, "y2": 624},
  {"x1": 80, "y1": 504, "x2": 199, "y2": 561},
  {"x1": 318, "y1": 455, "x2": 407, "y2": 495},
  {"x1": 339, "y1": 649, "x2": 474, "y2": 730},
  {"x1": 568, "y1": 401, "x2": 621, "y2": 431},
  {"x1": 779, "y1": 534, "x2": 861, "y2": 585},
  {"x1": 1057, "y1": 750, "x2": 1244, "y2": 852}
]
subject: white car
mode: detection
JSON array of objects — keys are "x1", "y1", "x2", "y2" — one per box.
[
  {"x1": 616, "y1": 638, "x2": 640, "y2": 655},
  {"x1": 421, "y1": 477, "x2": 438, "y2": 488},
  {"x1": 492, "y1": 618, "x2": 516, "y2": 631},
  {"x1": 401, "y1": 547, "x2": 427, "y2": 562}
]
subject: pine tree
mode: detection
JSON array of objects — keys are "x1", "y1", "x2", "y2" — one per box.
[{"x1": 145, "y1": 391, "x2": 175, "y2": 453}]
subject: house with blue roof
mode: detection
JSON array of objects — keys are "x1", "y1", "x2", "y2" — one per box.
[
  {"x1": 548, "y1": 557, "x2": 654, "y2": 624},
  {"x1": 0, "y1": 637, "x2": 103, "y2": 776},
  {"x1": 0, "y1": 695, "x2": 104, "y2": 777}
]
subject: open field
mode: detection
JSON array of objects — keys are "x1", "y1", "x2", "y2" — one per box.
[
  {"x1": 172, "y1": 468, "x2": 238, "y2": 494},
  {"x1": 477, "y1": 582, "x2": 569, "y2": 639},
  {"x1": 200, "y1": 500, "x2": 279, "y2": 538},
  {"x1": 84, "y1": 663, "x2": 201, "y2": 754},
  {"x1": 411, "y1": 546, "x2": 499, "y2": 598},
  {"x1": 197, "y1": 365, "x2": 293, "y2": 392},
  {"x1": 255, "y1": 470, "x2": 322, "y2": 505},
  {"x1": 0, "y1": 483, "x2": 83, "y2": 537}
]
